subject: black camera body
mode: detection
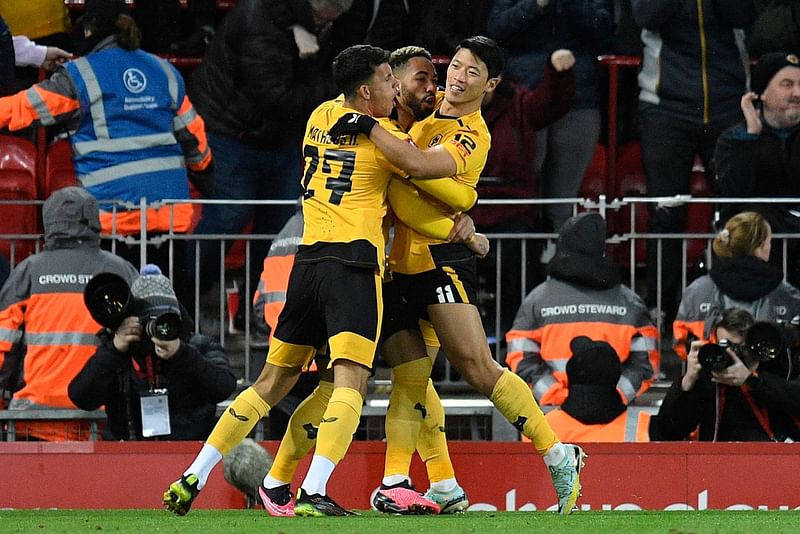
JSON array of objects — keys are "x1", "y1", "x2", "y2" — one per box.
[
  {"x1": 83, "y1": 272, "x2": 182, "y2": 341},
  {"x1": 698, "y1": 321, "x2": 791, "y2": 373}
]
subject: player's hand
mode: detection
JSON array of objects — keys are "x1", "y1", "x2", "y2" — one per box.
[
  {"x1": 466, "y1": 233, "x2": 490, "y2": 258},
  {"x1": 550, "y1": 49, "x2": 575, "y2": 72},
  {"x1": 113, "y1": 316, "x2": 142, "y2": 353},
  {"x1": 741, "y1": 92, "x2": 763, "y2": 135},
  {"x1": 328, "y1": 112, "x2": 377, "y2": 140}
]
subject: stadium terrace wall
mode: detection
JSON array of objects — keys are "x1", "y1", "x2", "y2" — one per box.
[{"x1": 0, "y1": 441, "x2": 798, "y2": 511}]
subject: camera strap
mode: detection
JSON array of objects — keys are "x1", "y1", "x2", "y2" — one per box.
[{"x1": 740, "y1": 386, "x2": 776, "y2": 441}]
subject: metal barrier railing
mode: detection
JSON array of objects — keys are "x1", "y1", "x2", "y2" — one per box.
[{"x1": 3, "y1": 196, "x2": 800, "y2": 394}]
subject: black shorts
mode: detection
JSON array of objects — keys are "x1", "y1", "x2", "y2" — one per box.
[
  {"x1": 380, "y1": 279, "x2": 421, "y2": 344},
  {"x1": 270, "y1": 260, "x2": 382, "y2": 368},
  {"x1": 392, "y1": 247, "x2": 478, "y2": 321}
]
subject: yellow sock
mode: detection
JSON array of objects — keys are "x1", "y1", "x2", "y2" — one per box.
[
  {"x1": 418, "y1": 379, "x2": 455, "y2": 483},
  {"x1": 207, "y1": 387, "x2": 270, "y2": 455},
  {"x1": 490, "y1": 369, "x2": 557, "y2": 455},
  {"x1": 314, "y1": 386, "x2": 363, "y2": 464},
  {"x1": 384, "y1": 358, "x2": 432, "y2": 479},
  {"x1": 268, "y1": 381, "x2": 333, "y2": 483}
]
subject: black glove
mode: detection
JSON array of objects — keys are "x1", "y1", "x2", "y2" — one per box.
[{"x1": 328, "y1": 112, "x2": 377, "y2": 140}]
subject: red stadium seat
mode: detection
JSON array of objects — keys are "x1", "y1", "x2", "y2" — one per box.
[
  {"x1": 611, "y1": 141, "x2": 648, "y2": 267},
  {"x1": 42, "y1": 139, "x2": 77, "y2": 200},
  {"x1": 686, "y1": 157, "x2": 713, "y2": 267},
  {"x1": 0, "y1": 135, "x2": 41, "y2": 263}
]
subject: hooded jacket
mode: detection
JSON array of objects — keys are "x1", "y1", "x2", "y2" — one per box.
[
  {"x1": 0, "y1": 187, "x2": 138, "y2": 440},
  {"x1": 672, "y1": 255, "x2": 800, "y2": 359},
  {"x1": 505, "y1": 213, "x2": 659, "y2": 405}
]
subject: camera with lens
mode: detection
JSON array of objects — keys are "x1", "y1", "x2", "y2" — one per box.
[
  {"x1": 698, "y1": 320, "x2": 790, "y2": 373},
  {"x1": 83, "y1": 272, "x2": 182, "y2": 341}
]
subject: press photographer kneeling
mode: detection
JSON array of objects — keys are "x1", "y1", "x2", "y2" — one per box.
[
  {"x1": 68, "y1": 265, "x2": 237, "y2": 441},
  {"x1": 651, "y1": 308, "x2": 800, "y2": 442}
]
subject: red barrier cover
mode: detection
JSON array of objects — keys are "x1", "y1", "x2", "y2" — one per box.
[{"x1": 0, "y1": 441, "x2": 797, "y2": 511}]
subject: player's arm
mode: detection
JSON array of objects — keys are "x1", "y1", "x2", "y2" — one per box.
[
  {"x1": 330, "y1": 112, "x2": 456, "y2": 178},
  {"x1": 388, "y1": 179, "x2": 488, "y2": 256},
  {"x1": 406, "y1": 175, "x2": 477, "y2": 212}
]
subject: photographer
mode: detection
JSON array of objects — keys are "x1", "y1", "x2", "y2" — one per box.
[
  {"x1": 651, "y1": 308, "x2": 800, "y2": 442},
  {"x1": 68, "y1": 265, "x2": 236, "y2": 441}
]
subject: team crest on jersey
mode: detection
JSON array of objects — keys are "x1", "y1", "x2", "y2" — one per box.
[
  {"x1": 123, "y1": 68, "x2": 147, "y2": 94},
  {"x1": 428, "y1": 134, "x2": 443, "y2": 147}
]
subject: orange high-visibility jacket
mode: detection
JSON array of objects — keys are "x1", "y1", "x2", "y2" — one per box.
[
  {"x1": 0, "y1": 245, "x2": 137, "y2": 440},
  {"x1": 545, "y1": 408, "x2": 652, "y2": 442},
  {"x1": 505, "y1": 278, "x2": 659, "y2": 405}
]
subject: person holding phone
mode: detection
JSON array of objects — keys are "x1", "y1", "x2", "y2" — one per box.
[{"x1": 714, "y1": 51, "x2": 800, "y2": 287}]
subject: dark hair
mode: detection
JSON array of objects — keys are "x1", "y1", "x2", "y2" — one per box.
[
  {"x1": 455, "y1": 35, "x2": 505, "y2": 79},
  {"x1": 389, "y1": 46, "x2": 432, "y2": 71},
  {"x1": 716, "y1": 308, "x2": 755, "y2": 339},
  {"x1": 332, "y1": 44, "x2": 390, "y2": 98},
  {"x1": 115, "y1": 14, "x2": 142, "y2": 51},
  {"x1": 83, "y1": 0, "x2": 141, "y2": 51}
]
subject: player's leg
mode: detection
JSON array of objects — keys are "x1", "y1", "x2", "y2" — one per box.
[
  {"x1": 418, "y1": 377, "x2": 469, "y2": 513},
  {"x1": 163, "y1": 356, "x2": 304, "y2": 515},
  {"x1": 374, "y1": 323, "x2": 440, "y2": 514},
  {"x1": 294, "y1": 264, "x2": 382, "y2": 517},
  {"x1": 164, "y1": 263, "x2": 320, "y2": 516},
  {"x1": 259, "y1": 356, "x2": 333, "y2": 517},
  {"x1": 428, "y1": 302, "x2": 586, "y2": 514}
]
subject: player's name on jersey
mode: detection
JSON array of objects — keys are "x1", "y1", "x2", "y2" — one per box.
[{"x1": 307, "y1": 125, "x2": 358, "y2": 146}]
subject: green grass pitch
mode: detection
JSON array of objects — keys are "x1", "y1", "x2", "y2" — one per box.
[{"x1": 1, "y1": 509, "x2": 799, "y2": 533}]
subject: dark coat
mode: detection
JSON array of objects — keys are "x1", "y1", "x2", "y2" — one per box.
[
  {"x1": 651, "y1": 369, "x2": 800, "y2": 442},
  {"x1": 189, "y1": 0, "x2": 338, "y2": 148},
  {"x1": 68, "y1": 330, "x2": 237, "y2": 441}
]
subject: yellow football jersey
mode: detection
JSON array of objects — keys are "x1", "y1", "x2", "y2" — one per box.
[
  {"x1": 388, "y1": 98, "x2": 491, "y2": 274},
  {"x1": 297, "y1": 98, "x2": 408, "y2": 274}
]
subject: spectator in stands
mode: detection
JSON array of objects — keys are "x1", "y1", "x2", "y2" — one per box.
[
  {"x1": 651, "y1": 307, "x2": 800, "y2": 441},
  {"x1": 486, "y1": 0, "x2": 613, "y2": 238},
  {"x1": 0, "y1": 0, "x2": 213, "y2": 312},
  {"x1": 715, "y1": 52, "x2": 800, "y2": 287},
  {"x1": 472, "y1": 48, "x2": 576, "y2": 334},
  {"x1": 169, "y1": 0, "x2": 218, "y2": 57},
  {"x1": 68, "y1": 264, "x2": 236, "y2": 441},
  {"x1": 330, "y1": 0, "x2": 417, "y2": 54},
  {"x1": 187, "y1": 0, "x2": 353, "y2": 330},
  {"x1": 631, "y1": 0, "x2": 759, "y2": 327},
  {"x1": 544, "y1": 336, "x2": 651, "y2": 442},
  {"x1": 745, "y1": 0, "x2": 800, "y2": 58},
  {"x1": 505, "y1": 212, "x2": 659, "y2": 406},
  {"x1": 0, "y1": 187, "x2": 138, "y2": 441},
  {"x1": 672, "y1": 211, "x2": 800, "y2": 360},
  {"x1": 412, "y1": 0, "x2": 491, "y2": 57}
]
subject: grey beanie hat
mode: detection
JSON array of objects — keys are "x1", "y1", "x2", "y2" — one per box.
[
  {"x1": 130, "y1": 264, "x2": 180, "y2": 314},
  {"x1": 43, "y1": 186, "x2": 101, "y2": 247}
]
